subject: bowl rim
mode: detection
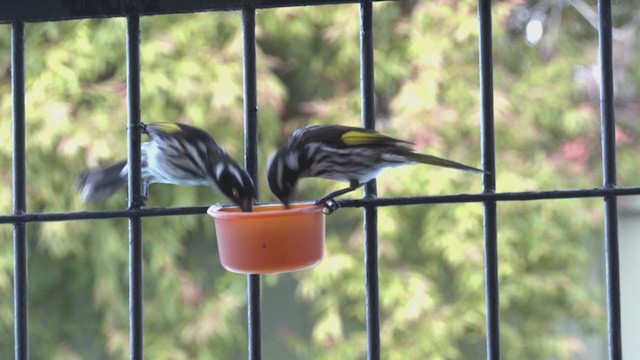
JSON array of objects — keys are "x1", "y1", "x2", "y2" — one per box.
[{"x1": 207, "y1": 202, "x2": 324, "y2": 219}]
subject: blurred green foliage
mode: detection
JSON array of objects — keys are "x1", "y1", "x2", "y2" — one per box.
[{"x1": 2, "y1": 0, "x2": 639, "y2": 358}]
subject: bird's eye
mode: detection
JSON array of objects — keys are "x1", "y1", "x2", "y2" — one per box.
[{"x1": 232, "y1": 187, "x2": 240, "y2": 198}]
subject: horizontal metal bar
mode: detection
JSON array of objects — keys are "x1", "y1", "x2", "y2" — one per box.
[
  {"x1": 0, "y1": 206, "x2": 210, "y2": 224},
  {"x1": 3, "y1": 186, "x2": 640, "y2": 224},
  {"x1": 0, "y1": 0, "x2": 391, "y2": 24},
  {"x1": 338, "y1": 186, "x2": 640, "y2": 207}
]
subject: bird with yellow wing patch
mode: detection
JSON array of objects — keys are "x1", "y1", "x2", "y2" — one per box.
[
  {"x1": 77, "y1": 122, "x2": 256, "y2": 211},
  {"x1": 267, "y1": 124, "x2": 483, "y2": 208}
]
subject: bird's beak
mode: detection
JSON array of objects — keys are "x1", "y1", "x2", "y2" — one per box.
[
  {"x1": 280, "y1": 197, "x2": 290, "y2": 210},
  {"x1": 240, "y1": 198, "x2": 253, "y2": 212}
]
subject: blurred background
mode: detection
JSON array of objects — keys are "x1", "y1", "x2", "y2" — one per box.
[{"x1": 0, "y1": 0, "x2": 639, "y2": 358}]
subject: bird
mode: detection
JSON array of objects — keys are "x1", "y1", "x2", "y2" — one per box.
[
  {"x1": 76, "y1": 122, "x2": 256, "y2": 211},
  {"x1": 267, "y1": 124, "x2": 483, "y2": 208}
]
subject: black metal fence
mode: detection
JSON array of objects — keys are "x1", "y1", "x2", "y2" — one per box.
[{"x1": 0, "y1": 0, "x2": 636, "y2": 359}]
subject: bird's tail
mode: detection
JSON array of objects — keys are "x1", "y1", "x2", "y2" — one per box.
[
  {"x1": 76, "y1": 160, "x2": 128, "y2": 203},
  {"x1": 404, "y1": 152, "x2": 484, "y2": 173}
]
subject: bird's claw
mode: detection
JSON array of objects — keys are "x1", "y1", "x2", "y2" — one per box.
[
  {"x1": 125, "y1": 122, "x2": 148, "y2": 133},
  {"x1": 317, "y1": 198, "x2": 340, "y2": 215},
  {"x1": 129, "y1": 194, "x2": 147, "y2": 209}
]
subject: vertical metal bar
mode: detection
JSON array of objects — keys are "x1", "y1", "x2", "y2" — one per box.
[
  {"x1": 12, "y1": 20, "x2": 29, "y2": 360},
  {"x1": 597, "y1": 0, "x2": 622, "y2": 358},
  {"x1": 242, "y1": 8, "x2": 259, "y2": 190},
  {"x1": 477, "y1": 0, "x2": 500, "y2": 358},
  {"x1": 126, "y1": 13, "x2": 144, "y2": 360},
  {"x1": 359, "y1": 1, "x2": 380, "y2": 359},
  {"x1": 242, "y1": 5, "x2": 261, "y2": 360}
]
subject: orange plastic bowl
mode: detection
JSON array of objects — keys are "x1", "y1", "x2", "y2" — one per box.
[{"x1": 207, "y1": 203, "x2": 325, "y2": 275}]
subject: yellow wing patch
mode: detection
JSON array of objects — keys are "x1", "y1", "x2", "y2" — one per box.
[
  {"x1": 341, "y1": 130, "x2": 396, "y2": 146},
  {"x1": 148, "y1": 123, "x2": 181, "y2": 134}
]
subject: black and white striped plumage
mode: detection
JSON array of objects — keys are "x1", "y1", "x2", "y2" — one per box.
[
  {"x1": 77, "y1": 122, "x2": 256, "y2": 211},
  {"x1": 267, "y1": 124, "x2": 483, "y2": 207}
]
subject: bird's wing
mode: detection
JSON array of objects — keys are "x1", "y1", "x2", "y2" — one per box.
[
  {"x1": 143, "y1": 122, "x2": 182, "y2": 137},
  {"x1": 143, "y1": 123, "x2": 217, "y2": 148},
  {"x1": 297, "y1": 125, "x2": 412, "y2": 148},
  {"x1": 340, "y1": 128, "x2": 412, "y2": 147}
]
